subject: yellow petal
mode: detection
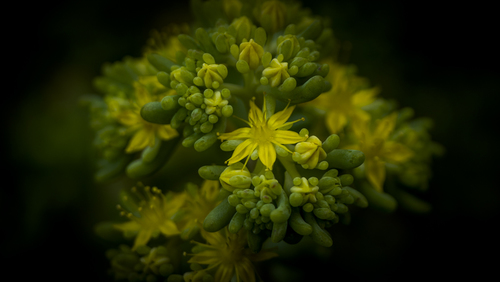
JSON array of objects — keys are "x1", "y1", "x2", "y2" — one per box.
[
  {"x1": 325, "y1": 112, "x2": 348, "y2": 134},
  {"x1": 113, "y1": 221, "x2": 141, "y2": 232},
  {"x1": 158, "y1": 220, "x2": 181, "y2": 236},
  {"x1": 133, "y1": 229, "x2": 153, "y2": 250},
  {"x1": 157, "y1": 124, "x2": 179, "y2": 140},
  {"x1": 218, "y1": 127, "x2": 252, "y2": 141},
  {"x1": 126, "y1": 128, "x2": 154, "y2": 153},
  {"x1": 215, "y1": 264, "x2": 234, "y2": 282},
  {"x1": 248, "y1": 100, "x2": 265, "y2": 125},
  {"x1": 382, "y1": 141, "x2": 414, "y2": 163},
  {"x1": 227, "y1": 139, "x2": 257, "y2": 165},
  {"x1": 258, "y1": 142, "x2": 276, "y2": 169},
  {"x1": 365, "y1": 157, "x2": 386, "y2": 192},
  {"x1": 374, "y1": 113, "x2": 397, "y2": 140},
  {"x1": 272, "y1": 130, "x2": 306, "y2": 144},
  {"x1": 267, "y1": 105, "x2": 295, "y2": 129},
  {"x1": 351, "y1": 87, "x2": 379, "y2": 107}
]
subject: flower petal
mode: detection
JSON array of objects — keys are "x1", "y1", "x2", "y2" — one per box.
[
  {"x1": 267, "y1": 105, "x2": 295, "y2": 129},
  {"x1": 382, "y1": 141, "x2": 414, "y2": 163},
  {"x1": 365, "y1": 157, "x2": 386, "y2": 192},
  {"x1": 218, "y1": 127, "x2": 252, "y2": 141},
  {"x1": 258, "y1": 142, "x2": 276, "y2": 169},
  {"x1": 126, "y1": 128, "x2": 154, "y2": 153},
  {"x1": 227, "y1": 139, "x2": 257, "y2": 165},
  {"x1": 325, "y1": 111, "x2": 348, "y2": 134},
  {"x1": 272, "y1": 130, "x2": 306, "y2": 144}
]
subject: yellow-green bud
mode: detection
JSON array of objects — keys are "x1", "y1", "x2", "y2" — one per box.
[
  {"x1": 219, "y1": 163, "x2": 252, "y2": 192},
  {"x1": 262, "y1": 57, "x2": 290, "y2": 87},
  {"x1": 293, "y1": 135, "x2": 327, "y2": 169},
  {"x1": 239, "y1": 39, "x2": 264, "y2": 69},
  {"x1": 259, "y1": 0, "x2": 287, "y2": 34},
  {"x1": 197, "y1": 63, "x2": 227, "y2": 89}
]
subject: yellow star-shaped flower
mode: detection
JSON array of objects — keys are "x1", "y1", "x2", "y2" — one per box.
[
  {"x1": 346, "y1": 113, "x2": 414, "y2": 192},
  {"x1": 218, "y1": 97, "x2": 306, "y2": 170}
]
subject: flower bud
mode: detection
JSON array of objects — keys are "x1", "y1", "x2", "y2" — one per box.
[
  {"x1": 219, "y1": 163, "x2": 252, "y2": 192},
  {"x1": 292, "y1": 135, "x2": 327, "y2": 169}
]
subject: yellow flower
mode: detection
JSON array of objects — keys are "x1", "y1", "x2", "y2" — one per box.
[
  {"x1": 187, "y1": 228, "x2": 278, "y2": 282},
  {"x1": 218, "y1": 97, "x2": 306, "y2": 170},
  {"x1": 178, "y1": 180, "x2": 221, "y2": 239},
  {"x1": 346, "y1": 113, "x2": 414, "y2": 192},
  {"x1": 262, "y1": 57, "x2": 289, "y2": 87},
  {"x1": 308, "y1": 60, "x2": 379, "y2": 134},
  {"x1": 114, "y1": 185, "x2": 187, "y2": 250},
  {"x1": 239, "y1": 39, "x2": 264, "y2": 69},
  {"x1": 108, "y1": 77, "x2": 178, "y2": 153}
]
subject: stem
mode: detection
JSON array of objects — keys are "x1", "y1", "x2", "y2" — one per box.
[
  {"x1": 222, "y1": 83, "x2": 253, "y2": 99},
  {"x1": 277, "y1": 155, "x2": 301, "y2": 179},
  {"x1": 252, "y1": 159, "x2": 266, "y2": 176}
]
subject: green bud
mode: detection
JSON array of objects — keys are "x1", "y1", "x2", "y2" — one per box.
[
  {"x1": 325, "y1": 149, "x2": 365, "y2": 170},
  {"x1": 296, "y1": 62, "x2": 317, "y2": 77},
  {"x1": 260, "y1": 76, "x2": 269, "y2": 85},
  {"x1": 221, "y1": 139, "x2": 243, "y2": 151},
  {"x1": 161, "y1": 95, "x2": 180, "y2": 110},
  {"x1": 303, "y1": 203, "x2": 314, "y2": 213},
  {"x1": 203, "y1": 53, "x2": 216, "y2": 64},
  {"x1": 271, "y1": 221, "x2": 287, "y2": 243},
  {"x1": 229, "y1": 212, "x2": 246, "y2": 233},
  {"x1": 230, "y1": 44, "x2": 240, "y2": 59},
  {"x1": 147, "y1": 53, "x2": 176, "y2": 72},
  {"x1": 198, "y1": 165, "x2": 227, "y2": 180},
  {"x1": 303, "y1": 210, "x2": 332, "y2": 247},
  {"x1": 289, "y1": 207, "x2": 312, "y2": 235},
  {"x1": 203, "y1": 197, "x2": 236, "y2": 232},
  {"x1": 279, "y1": 77, "x2": 297, "y2": 92},
  {"x1": 297, "y1": 20, "x2": 322, "y2": 40},
  {"x1": 260, "y1": 203, "x2": 276, "y2": 217},
  {"x1": 254, "y1": 27, "x2": 267, "y2": 46},
  {"x1": 141, "y1": 101, "x2": 174, "y2": 124},
  {"x1": 200, "y1": 121, "x2": 214, "y2": 133},
  {"x1": 221, "y1": 105, "x2": 233, "y2": 117},
  {"x1": 189, "y1": 93, "x2": 205, "y2": 106},
  {"x1": 141, "y1": 137, "x2": 162, "y2": 163},
  {"x1": 157, "y1": 71, "x2": 171, "y2": 87},
  {"x1": 262, "y1": 52, "x2": 272, "y2": 67},
  {"x1": 215, "y1": 34, "x2": 229, "y2": 53},
  {"x1": 178, "y1": 34, "x2": 201, "y2": 50},
  {"x1": 322, "y1": 134, "x2": 340, "y2": 153},
  {"x1": 219, "y1": 163, "x2": 252, "y2": 192},
  {"x1": 236, "y1": 59, "x2": 250, "y2": 73},
  {"x1": 290, "y1": 192, "x2": 304, "y2": 207},
  {"x1": 208, "y1": 114, "x2": 219, "y2": 124},
  {"x1": 340, "y1": 174, "x2": 354, "y2": 186}
]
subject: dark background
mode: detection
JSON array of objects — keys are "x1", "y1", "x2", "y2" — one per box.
[{"x1": 5, "y1": 0, "x2": 499, "y2": 280}]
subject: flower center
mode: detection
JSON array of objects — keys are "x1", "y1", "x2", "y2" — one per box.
[{"x1": 252, "y1": 123, "x2": 274, "y2": 144}]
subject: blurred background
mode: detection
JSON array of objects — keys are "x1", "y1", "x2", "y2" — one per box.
[{"x1": 6, "y1": 0, "x2": 499, "y2": 280}]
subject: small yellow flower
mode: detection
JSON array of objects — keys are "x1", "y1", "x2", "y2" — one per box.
[
  {"x1": 187, "y1": 228, "x2": 278, "y2": 282},
  {"x1": 107, "y1": 77, "x2": 178, "y2": 153},
  {"x1": 346, "y1": 113, "x2": 414, "y2": 192},
  {"x1": 114, "y1": 185, "x2": 187, "y2": 250},
  {"x1": 178, "y1": 180, "x2": 221, "y2": 240},
  {"x1": 262, "y1": 57, "x2": 290, "y2": 87},
  {"x1": 218, "y1": 97, "x2": 306, "y2": 170},
  {"x1": 308, "y1": 59, "x2": 379, "y2": 134},
  {"x1": 239, "y1": 39, "x2": 264, "y2": 69}
]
